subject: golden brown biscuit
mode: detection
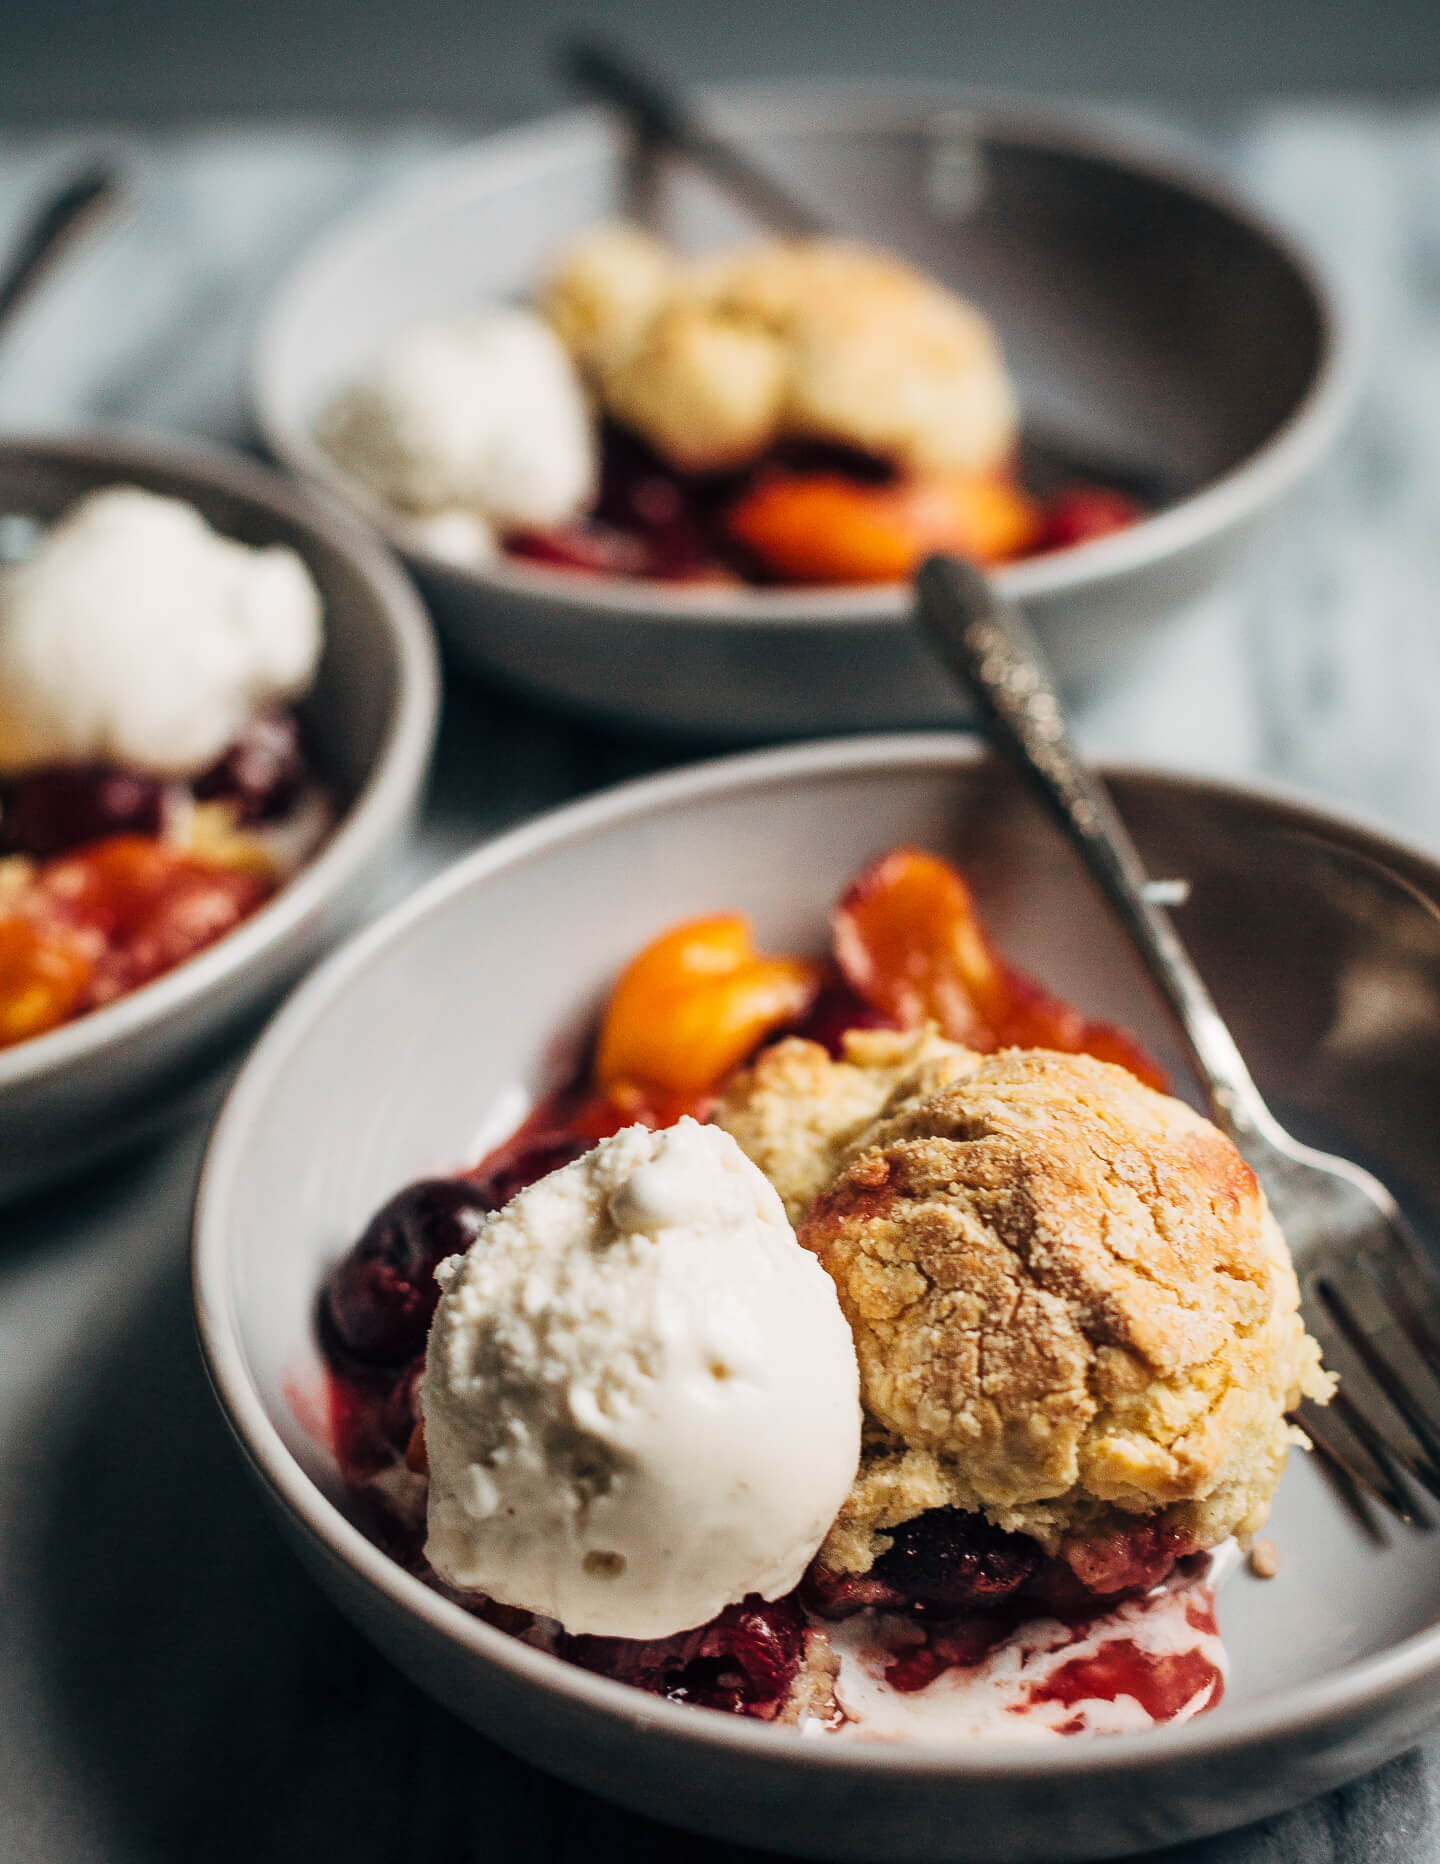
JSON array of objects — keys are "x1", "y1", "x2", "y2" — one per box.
[
  {"x1": 798, "y1": 1049, "x2": 1331, "y2": 1573},
  {"x1": 540, "y1": 223, "x2": 674, "y2": 377},
  {"x1": 780, "y1": 256, "x2": 1019, "y2": 474},
  {"x1": 542, "y1": 228, "x2": 1019, "y2": 476},
  {"x1": 713, "y1": 1025, "x2": 980, "y2": 1223},
  {"x1": 600, "y1": 301, "x2": 789, "y2": 473}
]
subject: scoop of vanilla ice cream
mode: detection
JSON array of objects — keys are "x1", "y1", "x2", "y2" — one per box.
[
  {"x1": 318, "y1": 308, "x2": 596, "y2": 529},
  {"x1": 0, "y1": 486, "x2": 322, "y2": 779},
  {"x1": 423, "y1": 1117, "x2": 861, "y2": 1639}
]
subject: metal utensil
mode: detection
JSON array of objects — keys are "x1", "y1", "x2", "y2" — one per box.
[
  {"x1": 560, "y1": 35, "x2": 828, "y2": 239},
  {"x1": 916, "y1": 551, "x2": 1440, "y2": 1527},
  {"x1": 0, "y1": 160, "x2": 125, "y2": 337}
]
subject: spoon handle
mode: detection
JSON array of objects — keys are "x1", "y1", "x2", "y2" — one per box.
[
  {"x1": 0, "y1": 162, "x2": 125, "y2": 336},
  {"x1": 560, "y1": 36, "x2": 830, "y2": 240},
  {"x1": 914, "y1": 552, "x2": 1273, "y2": 1146}
]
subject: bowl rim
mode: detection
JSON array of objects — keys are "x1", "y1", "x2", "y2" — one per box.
[
  {"x1": 253, "y1": 79, "x2": 1359, "y2": 631},
  {"x1": 0, "y1": 425, "x2": 440, "y2": 1091},
  {"x1": 194, "y1": 731, "x2": 1440, "y2": 1784}
]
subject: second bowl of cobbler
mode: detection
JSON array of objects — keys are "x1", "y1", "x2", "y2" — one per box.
[{"x1": 256, "y1": 83, "x2": 1351, "y2": 739}]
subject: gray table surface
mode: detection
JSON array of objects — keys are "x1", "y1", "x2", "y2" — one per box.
[{"x1": 3, "y1": 104, "x2": 1440, "y2": 1862}]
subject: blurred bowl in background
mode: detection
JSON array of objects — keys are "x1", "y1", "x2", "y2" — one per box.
[
  {"x1": 0, "y1": 429, "x2": 438, "y2": 1203},
  {"x1": 255, "y1": 82, "x2": 1354, "y2": 740}
]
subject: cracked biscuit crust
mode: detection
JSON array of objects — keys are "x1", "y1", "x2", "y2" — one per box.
[
  {"x1": 798, "y1": 1049, "x2": 1331, "y2": 1572},
  {"x1": 713, "y1": 1025, "x2": 980, "y2": 1224}
]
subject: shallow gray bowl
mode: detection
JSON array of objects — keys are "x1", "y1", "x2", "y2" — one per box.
[
  {"x1": 195, "y1": 736, "x2": 1440, "y2": 1862},
  {"x1": 0, "y1": 430, "x2": 438, "y2": 1203},
  {"x1": 255, "y1": 82, "x2": 1354, "y2": 740}
]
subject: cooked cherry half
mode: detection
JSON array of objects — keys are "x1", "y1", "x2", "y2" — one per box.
[
  {"x1": 193, "y1": 711, "x2": 310, "y2": 822},
  {"x1": 1, "y1": 764, "x2": 164, "y2": 857},
  {"x1": 471, "y1": 1135, "x2": 591, "y2": 1210},
  {"x1": 1038, "y1": 484, "x2": 1143, "y2": 552},
  {"x1": 785, "y1": 975, "x2": 896, "y2": 1058},
  {"x1": 871, "y1": 1507, "x2": 1042, "y2": 1613},
  {"x1": 563, "y1": 1595, "x2": 807, "y2": 1719},
  {"x1": 323, "y1": 1178, "x2": 491, "y2": 1363}
]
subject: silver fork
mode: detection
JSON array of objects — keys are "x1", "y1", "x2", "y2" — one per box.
[{"x1": 916, "y1": 553, "x2": 1440, "y2": 1528}]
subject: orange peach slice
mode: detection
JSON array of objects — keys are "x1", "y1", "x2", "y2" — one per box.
[
  {"x1": 834, "y1": 847, "x2": 1166, "y2": 1089},
  {"x1": 0, "y1": 916, "x2": 94, "y2": 1048},
  {"x1": 596, "y1": 913, "x2": 821, "y2": 1103},
  {"x1": 725, "y1": 471, "x2": 1040, "y2": 584}
]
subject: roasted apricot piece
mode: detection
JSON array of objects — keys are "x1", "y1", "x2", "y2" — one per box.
[
  {"x1": 993, "y1": 965, "x2": 1168, "y2": 1091},
  {"x1": 833, "y1": 847, "x2": 1165, "y2": 1088},
  {"x1": 35, "y1": 835, "x2": 274, "y2": 1004},
  {"x1": 833, "y1": 848, "x2": 1012, "y2": 1046},
  {"x1": 596, "y1": 913, "x2": 821, "y2": 1104},
  {"x1": 0, "y1": 916, "x2": 94, "y2": 1047},
  {"x1": 724, "y1": 470, "x2": 1040, "y2": 584}
]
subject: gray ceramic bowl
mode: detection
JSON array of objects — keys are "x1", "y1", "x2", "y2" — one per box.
[
  {"x1": 195, "y1": 736, "x2": 1440, "y2": 1862},
  {"x1": 255, "y1": 83, "x2": 1354, "y2": 740},
  {"x1": 0, "y1": 430, "x2": 438, "y2": 1203}
]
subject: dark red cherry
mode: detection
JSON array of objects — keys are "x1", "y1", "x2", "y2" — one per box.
[
  {"x1": 323, "y1": 1178, "x2": 491, "y2": 1363},
  {"x1": 193, "y1": 711, "x2": 309, "y2": 822},
  {"x1": 1038, "y1": 485, "x2": 1142, "y2": 552},
  {"x1": 799, "y1": 1559, "x2": 906, "y2": 1620},
  {"x1": 785, "y1": 977, "x2": 897, "y2": 1058},
  {"x1": 872, "y1": 1507, "x2": 1041, "y2": 1613},
  {"x1": 1047, "y1": 1520, "x2": 1193, "y2": 1603},
  {"x1": 506, "y1": 523, "x2": 648, "y2": 577},
  {"x1": 1, "y1": 763, "x2": 165, "y2": 857},
  {"x1": 563, "y1": 1595, "x2": 807, "y2": 1719},
  {"x1": 690, "y1": 1597, "x2": 807, "y2": 1715}
]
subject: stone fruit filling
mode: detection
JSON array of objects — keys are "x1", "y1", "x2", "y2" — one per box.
[
  {"x1": 0, "y1": 486, "x2": 330, "y2": 1048},
  {"x1": 317, "y1": 848, "x2": 1331, "y2": 1736},
  {"x1": 318, "y1": 227, "x2": 1146, "y2": 588}
]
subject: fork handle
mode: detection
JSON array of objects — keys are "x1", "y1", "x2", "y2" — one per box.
[
  {"x1": 914, "y1": 553, "x2": 1277, "y2": 1152},
  {"x1": 560, "y1": 35, "x2": 832, "y2": 240}
]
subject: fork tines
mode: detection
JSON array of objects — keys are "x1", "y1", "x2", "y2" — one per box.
[{"x1": 1297, "y1": 1219, "x2": 1440, "y2": 1526}]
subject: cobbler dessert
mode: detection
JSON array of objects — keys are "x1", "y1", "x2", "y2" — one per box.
[
  {"x1": 318, "y1": 227, "x2": 1144, "y2": 589},
  {"x1": 0, "y1": 486, "x2": 330, "y2": 1048},
  {"x1": 316, "y1": 848, "x2": 1330, "y2": 1738}
]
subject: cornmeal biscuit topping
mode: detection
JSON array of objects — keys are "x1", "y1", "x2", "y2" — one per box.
[
  {"x1": 744, "y1": 1046, "x2": 1329, "y2": 1574},
  {"x1": 713, "y1": 1025, "x2": 980, "y2": 1222}
]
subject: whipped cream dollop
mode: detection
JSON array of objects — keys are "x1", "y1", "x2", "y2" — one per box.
[
  {"x1": 0, "y1": 487, "x2": 323, "y2": 779},
  {"x1": 423, "y1": 1118, "x2": 861, "y2": 1639},
  {"x1": 318, "y1": 308, "x2": 596, "y2": 558}
]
